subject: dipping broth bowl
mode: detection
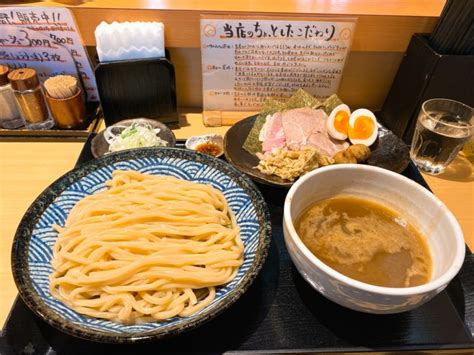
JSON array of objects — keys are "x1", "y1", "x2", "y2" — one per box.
[{"x1": 283, "y1": 165, "x2": 465, "y2": 314}]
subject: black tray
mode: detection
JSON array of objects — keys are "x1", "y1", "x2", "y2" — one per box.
[
  {"x1": 1, "y1": 135, "x2": 474, "y2": 354},
  {"x1": 0, "y1": 103, "x2": 102, "y2": 142}
]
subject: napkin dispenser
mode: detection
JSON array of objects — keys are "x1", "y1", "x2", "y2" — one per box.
[
  {"x1": 94, "y1": 21, "x2": 177, "y2": 126},
  {"x1": 379, "y1": 34, "x2": 474, "y2": 143},
  {"x1": 95, "y1": 54, "x2": 178, "y2": 126}
]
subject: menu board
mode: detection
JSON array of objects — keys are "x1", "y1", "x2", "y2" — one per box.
[
  {"x1": 201, "y1": 18, "x2": 356, "y2": 111},
  {"x1": 0, "y1": 7, "x2": 98, "y2": 101}
]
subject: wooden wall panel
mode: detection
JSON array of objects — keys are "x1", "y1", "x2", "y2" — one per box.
[
  {"x1": 169, "y1": 48, "x2": 204, "y2": 108},
  {"x1": 338, "y1": 51, "x2": 404, "y2": 110},
  {"x1": 32, "y1": 0, "x2": 445, "y2": 17},
  {"x1": 14, "y1": 1, "x2": 442, "y2": 109},
  {"x1": 71, "y1": 8, "x2": 436, "y2": 53},
  {"x1": 169, "y1": 48, "x2": 403, "y2": 110}
]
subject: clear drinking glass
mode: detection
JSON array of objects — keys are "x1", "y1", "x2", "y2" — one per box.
[{"x1": 410, "y1": 98, "x2": 473, "y2": 175}]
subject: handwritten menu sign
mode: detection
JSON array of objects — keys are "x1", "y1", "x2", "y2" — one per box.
[
  {"x1": 0, "y1": 7, "x2": 98, "y2": 101},
  {"x1": 201, "y1": 19, "x2": 356, "y2": 110}
]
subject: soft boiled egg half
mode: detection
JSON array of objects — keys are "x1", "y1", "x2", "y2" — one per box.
[
  {"x1": 348, "y1": 109, "x2": 378, "y2": 146},
  {"x1": 327, "y1": 105, "x2": 378, "y2": 146},
  {"x1": 326, "y1": 104, "x2": 351, "y2": 140}
]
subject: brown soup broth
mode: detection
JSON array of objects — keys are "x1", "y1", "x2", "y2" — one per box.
[{"x1": 296, "y1": 195, "x2": 432, "y2": 288}]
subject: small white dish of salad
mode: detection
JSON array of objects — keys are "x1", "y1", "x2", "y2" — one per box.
[{"x1": 91, "y1": 118, "x2": 176, "y2": 158}]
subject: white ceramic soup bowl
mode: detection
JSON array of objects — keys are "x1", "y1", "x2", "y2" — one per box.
[{"x1": 283, "y1": 164, "x2": 465, "y2": 314}]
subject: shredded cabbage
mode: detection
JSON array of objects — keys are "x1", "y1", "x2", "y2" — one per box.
[{"x1": 104, "y1": 121, "x2": 168, "y2": 153}]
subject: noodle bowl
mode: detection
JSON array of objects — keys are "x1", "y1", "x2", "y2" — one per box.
[{"x1": 49, "y1": 170, "x2": 243, "y2": 323}]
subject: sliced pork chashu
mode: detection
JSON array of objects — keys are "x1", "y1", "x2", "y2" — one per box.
[{"x1": 280, "y1": 107, "x2": 349, "y2": 157}]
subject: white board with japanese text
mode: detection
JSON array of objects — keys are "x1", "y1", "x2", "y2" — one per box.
[
  {"x1": 201, "y1": 18, "x2": 356, "y2": 110},
  {"x1": 0, "y1": 7, "x2": 98, "y2": 101}
]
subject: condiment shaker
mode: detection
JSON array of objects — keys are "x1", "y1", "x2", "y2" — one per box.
[
  {"x1": 8, "y1": 68, "x2": 54, "y2": 130},
  {"x1": 0, "y1": 65, "x2": 24, "y2": 129}
]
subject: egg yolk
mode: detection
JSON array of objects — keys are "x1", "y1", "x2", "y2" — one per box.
[
  {"x1": 334, "y1": 111, "x2": 349, "y2": 134},
  {"x1": 348, "y1": 116, "x2": 375, "y2": 139}
]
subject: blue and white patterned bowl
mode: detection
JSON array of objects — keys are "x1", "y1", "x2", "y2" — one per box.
[{"x1": 12, "y1": 147, "x2": 271, "y2": 343}]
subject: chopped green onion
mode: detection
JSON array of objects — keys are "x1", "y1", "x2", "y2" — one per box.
[{"x1": 104, "y1": 121, "x2": 168, "y2": 153}]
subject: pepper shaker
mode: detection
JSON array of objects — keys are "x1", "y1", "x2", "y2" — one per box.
[
  {"x1": 8, "y1": 68, "x2": 54, "y2": 130},
  {"x1": 0, "y1": 65, "x2": 24, "y2": 129}
]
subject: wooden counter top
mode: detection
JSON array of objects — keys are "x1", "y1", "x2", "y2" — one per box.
[
  {"x1": 1, "y1": 114, "x2": 472, "y2": 328},
  {"x1": 422, "y1": 153, "x2": 474, "y2": 253},
  {"x1": 0, "y1": 141, "x2": 84, "y2": 328}
]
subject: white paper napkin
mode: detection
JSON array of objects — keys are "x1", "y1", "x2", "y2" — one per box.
[{"x1": 95, "y1": 21, "x2": 165, "y2": 62}]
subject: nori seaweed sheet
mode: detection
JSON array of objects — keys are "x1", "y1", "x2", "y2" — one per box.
[
  {"x1": 242, "y1": 97, "x2": 285, "y2": 155},
  {"x1": 242, "y1": 90, "x2": 343, "y2": 156},
  {"x1": 261, "y1": 97, "x2": 286, "y2": 116},
  {"x1": 242, "y1": 114, "x2": 266, "y2": 155},
  {"x1": 319, "y1": 94, "x2": 344, "y2": 115},
  {"x1": 284, "y1": 89, "x2": 321, "y2": 110}
]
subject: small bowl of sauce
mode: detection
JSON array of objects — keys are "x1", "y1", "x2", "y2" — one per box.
[{"x1": 185, "y1": 134, "x2": 224, "y2": 157}]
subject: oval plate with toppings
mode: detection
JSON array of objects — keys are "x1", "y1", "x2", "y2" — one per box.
[{"x1": 224, "y1": 115, "x2": 410, "y2": 188}]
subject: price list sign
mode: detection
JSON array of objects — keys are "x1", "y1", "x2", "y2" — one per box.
[
  {"x1": 0, "y1": 7, "x2": 98, "y2": 101},
  {"x1": 201, "y1": 18, "x2": 356, "y2": 110}
]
